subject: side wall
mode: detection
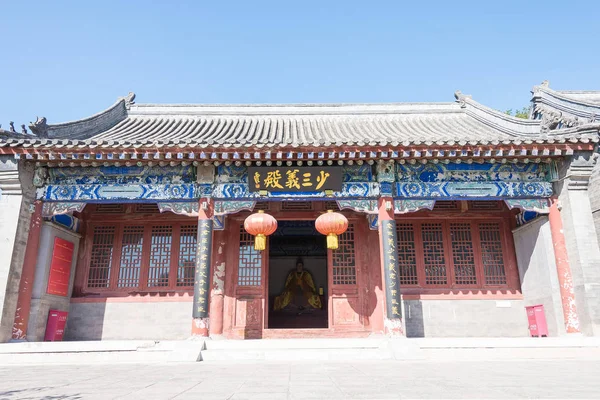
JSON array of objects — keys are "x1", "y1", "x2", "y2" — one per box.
[
  {"x1": 513, "y1": 216, "x2": 565, "y2": 336},
  {"x1": 65, "y1": 300, "x2": 192, "y2": 340},
  {"x1": 403, "y1": 299, "x2": 528, "y2": 337},
  {"x1": 0, "y1": 158, "x2": 35, "y2": 342}
]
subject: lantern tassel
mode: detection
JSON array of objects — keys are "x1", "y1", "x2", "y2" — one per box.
[
  {"x1": 254, "y1": 234, "x2": 266, "y2": 251},
  {"x1": 326, "y1": 233, "x2": 339, "y2": 250}
]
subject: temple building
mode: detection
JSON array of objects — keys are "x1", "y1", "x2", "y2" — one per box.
[{"x1": 1, "y1": 82, "x2": 599, "y2": 342}]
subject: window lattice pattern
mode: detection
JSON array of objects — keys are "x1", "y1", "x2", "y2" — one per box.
[
  {"x1": 88, "y1": 226, "x2": 115, "y2": 288},
  {"x1": 281, "y1": 201, "x2": 313, "y2": 211},
  {"x1": 421, "y1": 223, "x2": 447, "y2": 285},
  {"x1": 479, "y1": 223, "x2": 507, "y2": 285},
  {"x1": 332, "y1": 224, "x2": 356, "y2": 285},
  {"x1": 237, "y1": 226, "x2": 262, "y2": 286},
  {"x1": 135, "y1": 203, "x2": 159, "y2": 213},
  {"x1": 147, "y1": 226, "x2": 172, "y2": 287},
  {"x1": 117, "y1": 226, "x2": 144, "y2": 288},
  {"x1": 450, "y1": 223, "x2": 477, "y2": 285},
  {"x1": 95, "y1": 204, "x2": 125, "y2": 213},
  {"x1": 470, "y1": 201, "x2": 502, "y2": 210},
  {"x1": 177, "y1": 225, "x2": 197, "y2": 287},
  {"x1": 434, "y1": 201, "x2": 459, "y2": 210},
  {"x1": 324, "y1": 201, "x2": 338, "y2": 210},
  {"x1": 396, "y1": 223, "x2": 418, "y2": 285},
  {"x1": 254, "y1": 202, "x2": 270, "y2": 211}
]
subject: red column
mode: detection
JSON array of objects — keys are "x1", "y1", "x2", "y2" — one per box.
[
  {"x1": 209, "y1": 229, "x2": 226, "y2": 337},
  {"x1": 12, "y1": 201, "x2": 43, "y2": 340},
  {"x1": 191, "y1": 198, "x2": 213, "y2": 337},
  {"x1": 548, "y1": 197, "x2": 581, "y2": 333}
]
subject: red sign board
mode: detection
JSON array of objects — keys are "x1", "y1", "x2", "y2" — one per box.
[
  {"x1": 44, "y1": 310, "x2": 68, "y2": 341},
  {"x1": 47, "y1": 237, "x2": 74, "y2": 297}
]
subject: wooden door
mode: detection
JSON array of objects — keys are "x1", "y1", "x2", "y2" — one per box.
[
  {"x1": 230, "y1": 223, "x2": 266, "y2": 338},
  {"x1": 328, "y1": 222, "x2": 364, "y2": 330}
]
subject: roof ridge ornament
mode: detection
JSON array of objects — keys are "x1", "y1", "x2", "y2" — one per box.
[
  {"x1": 532, "y1": 80, "x2": 550, "y2": 96},
  {"x1": 29, "y1": 116, "x2": 49, "y2": 138},
  {"x1": 454, "y1": 90, "x2": 472, "y2": 108},
  {"x1": 119, "y1": 92, "x2": 136, "y2": 110}
]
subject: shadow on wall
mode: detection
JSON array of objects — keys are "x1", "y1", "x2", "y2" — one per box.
[{"x1": 404, "y1": 300, "x2": 425, "y2": 338}]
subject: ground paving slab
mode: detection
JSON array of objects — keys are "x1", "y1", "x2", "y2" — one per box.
[{"x1": 1, "y1": 355, "x2": 600, "y2": 399}]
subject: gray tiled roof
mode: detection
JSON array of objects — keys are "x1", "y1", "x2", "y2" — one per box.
[
  {"x1": 2, "y1": 90, "x2": 599, "y2": 150},
  {"x1": 532, "y1": 81, "x2": 600, "y2": 121}
]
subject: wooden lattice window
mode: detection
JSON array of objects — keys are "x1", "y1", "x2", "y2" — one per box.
[
  {"x1": 237, "y1": 226, "x2": 262, "y2": 286},
  {"x1": 281, "y1": 201, "x2": 313, "y2": 211},
  {"x1": 396, "y1": 223, "x2": 418, "y2": 285},
  {"x1": 117, "y1": 226, "x2": 144, "y2": 288},
  {"x1": 87, "y1": 226, "x2": 115, "y2": 288},
  {"x1": 394, "y1": 219, "x2": 512, "y2": 289},
  {"x1": 332, "y1": 224, "x2": 356, "y2": 285},
  {"x1": 479, "y1": 222, "x2": 507, "y2": 285},
  {"x1": 421, "y1": 223, "x2": 447, "y2": 285},
  {"x1": 450, "y1": 223, "x2": 477, "y2": 285},
  {"x1": 147, "y1": 226, "x2": 172, "y2": 287},
  {"x1": 84, "y1": 220, "x2": 200, "y2": 293},
  {"x1": 177, "y1": 225, "x2": 197, "y2": 287}
]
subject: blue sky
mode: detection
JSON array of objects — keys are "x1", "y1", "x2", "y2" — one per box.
[{"x1": 1, "y1": 0, "x2": 598, "y2": 128}]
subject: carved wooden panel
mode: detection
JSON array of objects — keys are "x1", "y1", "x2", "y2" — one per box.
[
  {"x1": 237, "y1": 226, "x2": 262, "y2": 286},
  {"x1": 421, "y1": 222, "x2": 448, "y2": 285},
  {"x1": 88, "y1": 226, "x2": 115, "y2": 288},
  {"x1": 147, "y1": 225, "x2": 172, "y2": 287},
  {"x1": 177, "y1": 225, "x2": 197, "y2": 287},
  {"x1": 235, "y1": 298, "x2": 262, "y2": 328},
  {"x1": 449, "y1": 223, "x2": 477, "y2": 285},
  {"x1": 479, "y1": 222, "x2": 507, "y2": 285},
  {"x1": 117, "y1": 226, "x2": 144, "y2": 288},
  {"x1": 332, "y1": 224, "x2": 356, "y2": 285},
  {"x1": 331, "y1": 297, "x2": 359, "y2": 325},
  {"x1": 396, "y1": 223, "x2": 418, "y2": 285}
]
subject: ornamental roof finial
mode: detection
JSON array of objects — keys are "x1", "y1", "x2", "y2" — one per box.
[
  {"x1": 454, "y1": 90, "x2": 472, "y2": 108},
  {"x1": 29, "y1": 116, "x2": 49, "y2": 138}
]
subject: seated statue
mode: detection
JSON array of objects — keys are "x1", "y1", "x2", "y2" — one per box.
[{"x1": 274, "y1": 259, "x2": 322, "y2": 312}]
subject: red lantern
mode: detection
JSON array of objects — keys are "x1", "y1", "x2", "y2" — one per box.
[
  {"x1": 315, "y1": 210, "x2": 349, "y2": 250},
  {"x1": 244, "y1": 210, "x2": 277, "y2": 251}
]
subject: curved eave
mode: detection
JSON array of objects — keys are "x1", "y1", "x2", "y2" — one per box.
[
  {"x1": 1, "y1": 134, "x2": 597, "y2": 153},
  {"x1": 531, "y1": 85, "x2": 600, "y2": 119},
  {"x1": 36, "y1": 98, "x2": 129, "y2": 140},
  {"x1": 457, "y1": 94, "x2": 542, "y2": 136}
]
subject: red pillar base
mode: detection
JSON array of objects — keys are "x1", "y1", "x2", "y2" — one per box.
[
  {"x1": 384, "y1": 318, "x2": 404, "y2": 337},
  {"x1": 191, "y1": 318, "x2": 209, "y2": 337}
]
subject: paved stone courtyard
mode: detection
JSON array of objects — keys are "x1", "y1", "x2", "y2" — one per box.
[{"x1": 1, "y1": 357, "x2": 599, "y2": 400}]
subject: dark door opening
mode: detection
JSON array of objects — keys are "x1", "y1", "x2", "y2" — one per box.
[{"x1": 268, "y1": 221, "x2": 328, "y2": 329}]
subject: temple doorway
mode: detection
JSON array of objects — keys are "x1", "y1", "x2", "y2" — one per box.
[{"x1": 267, "y1": 221, "x2": 328, "y2": 329}]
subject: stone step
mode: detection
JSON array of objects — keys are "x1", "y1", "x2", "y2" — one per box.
[
  {"x1": 0, "y1": 340, "x2": 204, "y2": 364},
  {"x1": 204, "y1": 337, "x2": 387, "y2": 351},
  {"x1": 200, "y1": 348, "x2": 395, "y2": 361},
  {"x1": 200, "y1": 337, "x2": 423, "y2": 361}
]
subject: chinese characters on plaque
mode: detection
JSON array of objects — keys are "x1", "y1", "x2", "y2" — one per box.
[
  {"x1": 381, "y1": 220, "x2": 402, "y2": 319},
  {"x1": 248, "y1": 167, "x2": 343, "y2": 192},
  {"x1": 193, "y1": 219, "x2": 213, "y2": 319}
]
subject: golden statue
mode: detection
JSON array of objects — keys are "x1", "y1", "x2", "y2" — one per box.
[{"x1": 274, "y1": 259, "x2": 322, "y2": 312}]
